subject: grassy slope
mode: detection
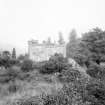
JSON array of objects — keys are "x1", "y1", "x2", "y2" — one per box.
[{"x1": 0, "y1": 71, "x2": 63, "y2": 105}]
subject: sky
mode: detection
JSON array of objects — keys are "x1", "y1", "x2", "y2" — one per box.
[{"x1": 0, "y1": 0, "x2": 105, "y2": 54}]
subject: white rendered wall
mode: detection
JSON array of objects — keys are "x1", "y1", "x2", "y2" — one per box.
[{"x1": 28, "y1": 41, "x2": 66, "y2": 62}]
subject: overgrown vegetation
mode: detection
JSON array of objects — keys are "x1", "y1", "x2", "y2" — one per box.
[
  {"x1": 1, "y1": 27, "x2": 105, "y2": 105},
  {"x1": 21, "y1": 59, "x2": 33, "y2": 72},
  {"x1": 39, "y1": 53, "x2": 69, "y2": 74},
  {"x1": 73, "y1": 27, "x2": 105, "y2": 105}
]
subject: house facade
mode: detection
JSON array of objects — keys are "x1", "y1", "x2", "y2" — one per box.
[{"x1": 28, "y1": 39, "x2": 66, "y2": 62}]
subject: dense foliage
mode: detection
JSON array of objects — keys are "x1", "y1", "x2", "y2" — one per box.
[
  {"x1": 12, "y1": 48, "x2": 16, "y2": 59},
  {"x1": 83, "y1": 79, "x2": 105, "y2": 105},
  {"x1": 71, "y1": 27, "x2": 105, "y2": 105},
  {"x1": 39, "y1": 53, "x2": 69, "y2": 74},
  {"x1": 21, "y1": 59, "x2": 33, "y2": 72},
  {"x1": 66, "y1": 29, "x2": 80, "y2": 58},
  {"x1": 1, "y1": 28, "x2": 105, "y2": 105},
  {"x1": 0, "y1": 57, "x2": 19, "y2": 68},
  {"x1": 58, "y1": 68, "x2": 82, "y2": 83},
  {"x1": 74, "y1": 28, "x2": 105, "y2": 67},
  {"x1": 86, "y1": 63, "x2": 105, "y2": 80},
  {"x1": 11, "y1": 67, "x2": 89, "y2": 105}
]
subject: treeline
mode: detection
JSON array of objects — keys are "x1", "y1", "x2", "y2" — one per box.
[
  {"x1": 66, "y1": 27, "x2": 105, "y2": 105},
  {"x1": 0, "y1": 48, "x2": 17, "y2": 68}
]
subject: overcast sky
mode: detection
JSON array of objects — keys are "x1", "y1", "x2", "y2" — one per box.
[{"x1": 0, "y1": 0, "x2": 105, "y2": 54}]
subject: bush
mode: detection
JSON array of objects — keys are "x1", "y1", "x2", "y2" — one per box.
[
  {"x1": 0, "y1": 68, "x2": 17, "y2": 84},
  {"x1": 49, "y1": 53, "x2": 67, "y2": 63},
  {"x1": 39, "y1": 54, "x2": 69, "y2": 74},
  {"x1": 0, "y1": 57, "x2": 19, "y2": 69},
  {"x1": 58, "y1": 67, "x2": 82, "y2": 83},
  {"x1": 0, "y1": 75, "x2": 10, "y2": 84},
  {"x1": 21, "y1": 59, "x2": 33, "y2": 72},
  {"x1": 40, "y1": 61, "x2": 57, "y2": 74},
  {"x1": 1, "y1": 58, "x2": 11, "y2": 68},
  {"x1": 58, "y1": 67, "x2": 89, "y2": 100},
  {"x1": 42, "y1": 93, "x2": 72, "y2": 105},
  {"x1": 86, "y1": 63, "x2": 105, "y2": 80},
  {"x1": 8, "y1": 82, "x2": 19, "y2": 93},
  {"x1": 40, "y1": 61, "x2": 69, "y2": 74},
  {"x1": 14, "y1": 84, "x2": 88, "y2": 105},
  {"x1": 11, "y1": 96, "x2": 43, "y2": 105},
  {"x1": 0, "y1": 66, "x2": 22, "y2": 84},
  {"x1": 40, "y1": 82, "x2": 89, "y2": 105},
  {"x1": 3, "y1": 66, "x2": 22, "y2": 83},
  {"x1": 10, "y1": 59, "x2": 20, "y2": 66},
  {"x1": 84, "y1": 78, "x2": 105, "y2": 105}
]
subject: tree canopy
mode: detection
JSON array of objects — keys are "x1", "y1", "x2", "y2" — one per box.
[
  {"x1": 74, "y1": 27, "x2": 105, "y2": 67},
  {"x1": 66, "y1": 29, "x2": 79, "y2": 58},
  {"x1": 58, "y1": 32, "x2": 65, "y2": 45},
  {"x1": 12, "y1": 48, "x2": 16, "y2": 59}
]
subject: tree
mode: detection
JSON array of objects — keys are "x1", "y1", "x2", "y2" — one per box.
[
  {"x1": 74, "y1": 27, "x2": 105, "y2": 67},
  {"x1": 58, "y1": 67, "x2": 82, "y2": 83},
  {"x1": 12, "y1": 48, "x2": 16, "y2": 59},
  {"x1": 66, "y1": 29, "x2": 79, "y2": 58},
  {"x1": 2, "y1": 51, "x2": 11, "y2": 60},
  {"x1": 2, "y1": 51, "x2": 11, "y2": 68},
  {"x1": 40, "y1": 53, "x2": 68, "y2": 74},
  {"x1": 47, "y1": 37, "x2": 52, "y2": 44},
  {"x1": 18, "y1": 54, "x2": 25, "y2": 61},
  {"x1": 84, "y1": 79, "x2": 105, "y2": 105},
  {"x1": 86, "y1": 63, "x2": 104, "y2": 79},
  {"x1": 58, "y1": 32, "x2": 65, "y2": 45},
  {"x1": 21, "y1": 59, "x2": 33, "y2": 72},
  {"x1": 69, "y1": 29, "x2": 77, "y2": 43}
]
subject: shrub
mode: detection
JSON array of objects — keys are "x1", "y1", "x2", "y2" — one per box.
[
  {"x1": 0, "y1": 75, "x2": 10, "y2": 84},
  {"x1": 58, "y1": 67, "x2": 89, "y2": 100},
  {"x1": 39, "y1": 54, "x2": 69, "y2": 74},
  {"x1": 0, "y1": 66, "x2": 22, "y2": 84},
  {"x1": 11, "y1": 96, "x2": 43, "y2": 105},
  {"x1": 4, "y1": 66, "x2": 21, "y2": 82},
  {"x1": 0, "y1": 57, "x2": 19, "y2": 69},
  {"x1": 58, "y1": 68, "x2": 82, "y2": 83},
  {"x1": 40, "y1": 60, "x2": 57, "y2": 74},
  {"x1": 10, "y1": 59, "x2": 20, "y2": 66},
  {"x1": 49, "y1": 53, "x2": 67, "y2": 63},
  {"x1": 41, "y1": 83, "x2": 89, "y2": 105},
  {"x1": 86, "y1": 63, "x2": 105, "y2": 80},
  {"x1": 84, "y1": 78, "x2": 105, "y2": 105},
  {"x1": 32, "y1": 62, "x2": 43, "y2": 70},
  {"x1": 1, "y1": 58, "x2": 11, "y2": 68},
  {"x1": 42, "y1": 93, "x2": 72, "y2": 105},
  {"x1": 21, "y1": 59, "x2": 33, "y2": 72},
  {"x1": 8, "y1": 82, "x2": 19, "y2": 93}
]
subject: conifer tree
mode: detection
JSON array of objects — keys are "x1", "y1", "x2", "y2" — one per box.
[
  {"x1": 12, "y1": 48, "x2": 16, "y2": 59},
  {"x1": 47, "y1": 37, "x2": 51, "y2": 44},
  {"x1": 66, "y1": 29, "x2": 79, "y2": 58},
  {"x1": 58, "y1": 32, "x2": 65, "y2": 45}
]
